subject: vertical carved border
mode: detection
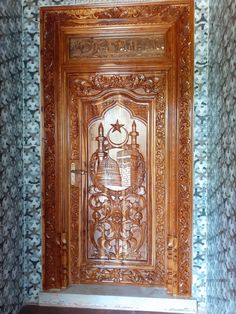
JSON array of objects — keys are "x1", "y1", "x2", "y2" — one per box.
[
  {"x1": 155, "y1": 76, "x2": 167, "y2": 285},
  {"x1": 69, "y1": 93, "x2": 80, "y2": 283},
  {"x1": 176, "y1": 5, "x2": 193, "y2": 295},
  {"x1": 41, "y1": 12, "x2": 61, "y2": 289}
]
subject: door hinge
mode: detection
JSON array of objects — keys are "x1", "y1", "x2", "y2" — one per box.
[{"x1": 61, "y1": 232, "x2": 68, "y2": 288}]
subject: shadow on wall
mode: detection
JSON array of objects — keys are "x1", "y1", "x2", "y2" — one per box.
[{"x1": 19, "y1": 305, "x2": 185, "y2": 314}]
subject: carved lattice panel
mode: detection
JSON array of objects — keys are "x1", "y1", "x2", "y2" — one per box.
[{"x1": 87, "y1": 103, "x2": 148, "y2": 262}]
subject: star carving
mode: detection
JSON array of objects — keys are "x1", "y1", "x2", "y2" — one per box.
[{"x1": 110, "y1": 120, "x2": 124, "y2": 133}]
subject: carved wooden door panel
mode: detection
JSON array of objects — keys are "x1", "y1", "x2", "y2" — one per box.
[
  {"x1": 41, "y1": 1, "x2": 194, "y2": 296},
  {"x1": 69, "y1": 72, "x2": 166, "y2": 288}
]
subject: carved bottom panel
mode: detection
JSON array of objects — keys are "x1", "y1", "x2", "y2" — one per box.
[{"x1": 80, "y1": 266, "x2": 164, "y2": 286}]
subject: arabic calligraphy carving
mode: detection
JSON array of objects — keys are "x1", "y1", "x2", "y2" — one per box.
[{"x1": 69, "y1": 35, "x2": 165, "y2": 59}]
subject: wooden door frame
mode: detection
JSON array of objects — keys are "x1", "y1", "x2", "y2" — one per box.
[{"x1": 40, "y1": 0, "x2": 194, "y2": 296}]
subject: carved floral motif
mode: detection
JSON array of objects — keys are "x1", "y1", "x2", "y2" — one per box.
[
  {"x1": 177, "y1": 7, "x2": 193, "y2": 295},
  {"x1": 88, "y1": 118, "x2": 147, "y2": 261},
  {"x1": 91, "y1": 5, "x2": 183, "y2": 21},
  {"x1": 71, "y1": 74, "x2": 162, "y2": 96},
  {"x1": 47, "y1": 5, "x2": 184, "y2": 24},
  {"x1": 80, "y1": 266, "x2": 164, "y2": 285},
  {"x1": 69, "y1": 90, "x2": 81, "y2": 282},
  {"x1": 154, "y1": 74, "x2": 166, "y2": 286},
  {"x1": 42, "y1": 12, "x2": 60, "y2": 290},
  {"x1": 70, "y1": 96, "x2": 80, "y2": 160},
  {"x1": 88, "y1": 186, "x2": 147, "y2": 260},
  {"x1": 70, "y1": 186, "x2": 80, "y2": 283}
]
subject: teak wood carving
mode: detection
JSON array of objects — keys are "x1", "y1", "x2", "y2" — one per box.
[
  {"x1": 41, "y1": 0, "x2": 194, "y2": 296},
  {"x1": 69, "y1": 35, "x2": 165, "y2": 59}
]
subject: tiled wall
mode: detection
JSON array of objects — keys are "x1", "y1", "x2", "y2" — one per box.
[
  {"x1": 22, "y1": 0, "x2": 209, "y2": 309},
  {"x1": 3, "y1": 0, "x2": 236, "y2": 313},
  {"x1": 0, "y1": 1, "x2": 24, "y2": 314},
  {"x1": 22, "y1": 0, "x2": 77, "y2": 303},
  {"x1": 193, "y1": 1, "x2": 208, "y2": 310},
  {"x1": 207, "y1": 0, "x2": 236, "y2": 313}
]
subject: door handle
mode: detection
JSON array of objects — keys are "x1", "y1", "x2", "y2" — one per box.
[
  {"x1": 70, "y1": 162, "x2": 87, "y2": 186},
  {"x1": 70, "y1": 169, "x2": 87, "y2": 175}
]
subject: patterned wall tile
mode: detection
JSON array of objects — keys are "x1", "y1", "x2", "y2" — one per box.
[
  {"x1": 0, "y1": 1, "x2": 24, "y2": 313},
  {"x1": 193, "y1": 1, "x2": 208, "y2": 310},
  {"x1": 3, "y1": 0, "x2": 235, "y2": 312},
  {"x1": 22, "y1": 0, "x2": 208, "y2": 309},
  {"x1": 207, "y1": 0, "x2": 236, "y2": 313},
  {"x1": 22, "y1": 0, "x2": 77, "y2": 303}
]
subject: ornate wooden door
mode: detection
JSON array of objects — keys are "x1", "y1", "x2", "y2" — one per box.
[{"x1": 41, "y1": 0, "x2": 194, "y2": 296}]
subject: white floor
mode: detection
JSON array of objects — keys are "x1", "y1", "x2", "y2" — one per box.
[{"x1": 39, "y1": 284, "x2": 197, "y2": 313}]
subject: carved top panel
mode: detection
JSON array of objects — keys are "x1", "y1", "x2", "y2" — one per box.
[
  {"x1": 69, "y1": 35, "x2": 165, "y2": 59},
  {"x1": 43, "y1": 4, "x2": 185, "y2": 26},
  {"x1": 70, "y1": 73, "x2": 165, "y2": 97}
]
